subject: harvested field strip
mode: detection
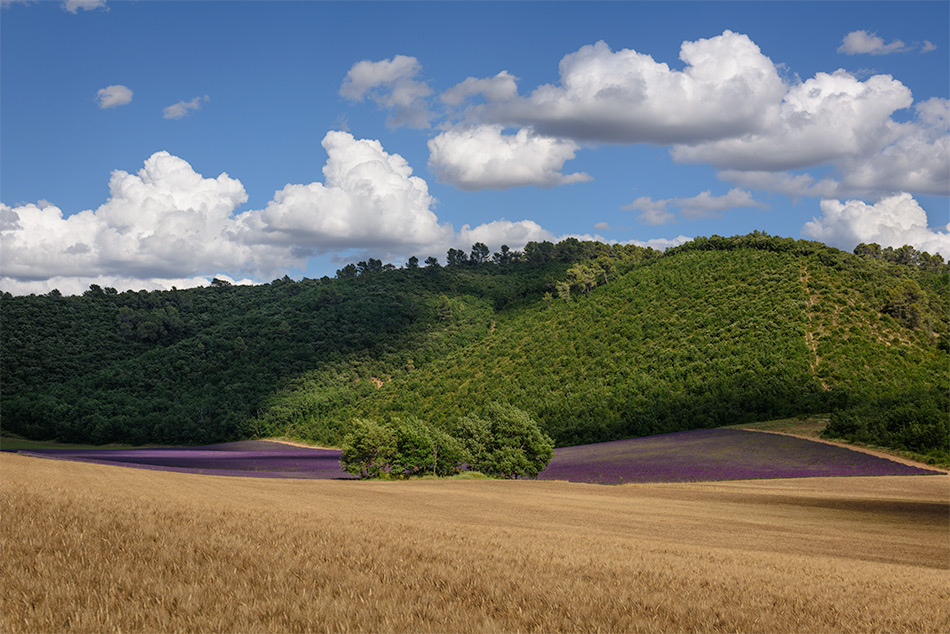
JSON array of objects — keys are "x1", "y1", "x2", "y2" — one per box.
[{"x1": 2, "y1": 453, "x2": 948, "y2": 633}]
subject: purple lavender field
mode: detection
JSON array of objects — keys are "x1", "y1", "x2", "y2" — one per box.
[
  {"x1": 538, "y1": 428, "x2": 942, "y2": 484},
  {"x1": 10, "y1": 429, "x2": 941, "y2": 483},
  {"x1": 14, "y1": 440, "x2": 355, "y2": 479}
]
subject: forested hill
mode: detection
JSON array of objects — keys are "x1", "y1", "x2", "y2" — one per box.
[{"x1": 2, "y1": 234, "x2": 948, "y2": 462}]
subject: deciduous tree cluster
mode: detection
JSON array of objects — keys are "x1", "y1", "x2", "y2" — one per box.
[{"x1": 340, "y1": 404, "x2": 553, "y2": 479}]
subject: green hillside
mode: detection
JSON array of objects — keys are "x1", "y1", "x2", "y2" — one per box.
[
  {"x1": 2, "y1": 234, "x2": 947, "y2": 462},
  {"x1": 261, "y1": 236, "x2": 948, "y2": 459},
  {"x1": 0, "y1": 249, "x2": 582, "y2": 445}
]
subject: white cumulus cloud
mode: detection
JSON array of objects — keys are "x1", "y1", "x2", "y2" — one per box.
[
  {"x1": 455, "y1": 219, "x2": 555, "y2": 252},
  {"x1": 442, "y1": 71, "x2": 519, "y2": 106},
  {"x1": 340, "y1": 55, "x2": 433, "y2": 129},
  {"x1": 835, "y1": 97, "x2": 950, "y2": 196},
  {"x1": 802, "y1": 193, "x2": 950, "y2": 256},
  {"x1": 838, "y1": 30, "x2": 908, "y2": 55},
  {"x1": 423, "y1": 31, "x2": 945, "y2": 199},
  {"x1": 671, "y1": 70, "x2": 914, "y2": 171},
  {"x1": 0, "y1": 154, "x2": 296, "y2": 294},
  {"x1": 483, "y1": 31, "x2": 787, "y2": 145},
  {"x1": 427, "y1": 125, "x2": 591, "y2": 191},
  {"x1": 673, "y1": 70, "x2": 949, "y2": 198},
  {"x1": 625, "y1": 235, "x2": 693, "y2": 251},
  {"x1": 1, "y1": 130, "x2": 687, "y2": 294},
  {"x1": 96, "y1": 84, "x2": 132, "y2": 109},
  {"x1": 244, "y1": 130, "x2": 453, "y2": 254}
]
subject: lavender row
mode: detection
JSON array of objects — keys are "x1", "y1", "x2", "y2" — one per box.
[
  {"x1": 18, "y1": 440, "x2": 355, "y2": 479},
  {"x1": 12, "y1": 431, "x2": 940, "y2": 483},
  {"x1": 538, "y1": 429, "x2": 941, "y2": 484}
]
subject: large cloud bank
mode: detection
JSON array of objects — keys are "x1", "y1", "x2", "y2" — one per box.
[
  {"x1": 1, "y1": 132, "x2": 561, "y2": 295},
  {"x1": 352, "y1": 30, "x2": 948, "y2": 210}
]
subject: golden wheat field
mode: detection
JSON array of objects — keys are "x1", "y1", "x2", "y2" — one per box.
[{"x1": 2, "y1": 452, "x2": 948, "y2": 634}]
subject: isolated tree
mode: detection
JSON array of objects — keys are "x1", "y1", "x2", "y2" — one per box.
[
  {"x1": 406, "y1": 256, "x2": 419, "y2": 269},
  {"x1": 918, "y1": 251, "x2": 945, "y2": 272},
  {"x1": 566, "y1": 263, "x2": 599, "y2": 295},
  {"x1": 335, "y1": 263, "x2": 358, "y2": 278},
  {"x1": 883, "y1": 279, "x2": 928, "y2": 330},
  {"x1": 446, "y1": 248, "x2": 468, "y2": 267},
  {"x1": 854, "y1": 243, "x2": 883, "y2": 260},
  {"x1": 424, "y1": 256, "x2": 440, "y2": 268},
  {"x1": 470, "y1": 242, "x2": 490, "y2": 264},
  {"x1": 523, "y1": 240, "x2": 555, "y2": 264},
  {"x1": 493, "y1": 244, "x2": 512, "y2": 265},
  {"x1": 889, "y1": 245, "x2": 919, "y2": 267},
  {"x1": 452, "y1": 402, "x2": 554, "y2": 478}
]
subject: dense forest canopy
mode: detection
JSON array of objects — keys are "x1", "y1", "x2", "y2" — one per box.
[{"x1": 2, "y1": 233, "x2": 947, "y2": 463}]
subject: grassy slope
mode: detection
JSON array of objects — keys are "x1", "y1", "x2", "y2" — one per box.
[
  {"x1": 3, "y1": 453, "x2": 947, "y2": 633},
  {"x1": 274, "y1": 247, "x2": 947, "y2": 448}
]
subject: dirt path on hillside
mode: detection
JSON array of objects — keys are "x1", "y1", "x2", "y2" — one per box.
[
  {"x1": 738, "y1": 428, "x2": 949, "y2": 474},
  {"x1": 262, "y1": 437, "x2": 339, "y2": 451}
]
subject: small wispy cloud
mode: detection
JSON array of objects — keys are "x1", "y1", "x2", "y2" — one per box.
[
  {"x1": 96, "y1": 85, "x2": 132, "y2": 109},
  {"x1": 163, "y1": 95, "x2": 209, "y2": 120},
  {"x1": 623, "y1": 197, "x2": 677, "y2": 226},
  {"x1": 623, "y1": 189, "x2": 767, "y2": 225},
  {"x1": 838, "y1": 30, "x2": 910, "y2": 55},
  {"x1": 63, "y1": 0, "x2": 107, "y2": 13}
]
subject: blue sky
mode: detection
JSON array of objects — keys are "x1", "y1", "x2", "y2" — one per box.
[{"x1": 2, "y1": 0, "x2": 948, "y2": 294}]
